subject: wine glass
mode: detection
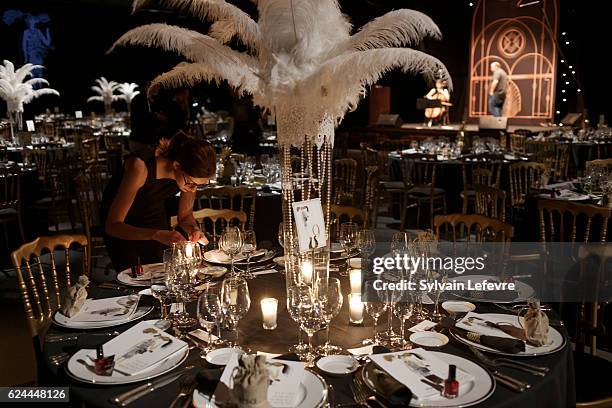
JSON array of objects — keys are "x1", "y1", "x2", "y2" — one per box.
[
  {"x1": 430, "y1": 270, "x2": 448, "y2": 320},
  {"x1": 357, "y1": 229, "x2": 376, "y2": 271},
  {"x1": 286, "y1": 284, "x2": 310, "y2": 356},
  {"x1": 197, "y1": 293, "x2": 219, "y2": 354},
  {"x1": 294, "y1": 288, "x2": 324, "y2": 366},
  {"x1": 150, "y1": 274, "x2": 169, "y2": 322},
  {"x1": 314, "y1": 277, "x2": 343, "y2": 355},
  {"x1": 393, "y1": 293, "x2": 415, "y2": 349},
  {"x1": 221, "y1": 277, "x2": 251, "y2": 348},
  {"x1": 242, "y1": 230, "x2": 257, "y2": 280},
  {"x1": 390, "y1": 232, "x2": 409, "y2": 256},
  {"x1": 363, "y1": 280, "x2": 387, "y2": 345},
  {"x1": 339, "y1": 222, "x2": 359, "y2": 276},
  {"x1": 219, "y1": 226, "x2": 243, "y2": 278},
  {"x1": 204, "y1": 287, "x2": 226, "y2": 347}
]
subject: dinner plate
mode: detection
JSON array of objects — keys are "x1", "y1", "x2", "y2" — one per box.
[
  {"x1": 116, "y1": 263, "x2": 165, "y2": 287},
  {"x1": 316, "y1": 355, "x2": 359, "y2": 375},
  {"x1": 205, "y1": 348, "x2": 245, "y2": 366},
  {"x1": 204, "y1": 249, "x2": 275, "y2": 266},
  {"x1": 451, "y1": 313, "x2": 566, "y2": 357},
  {"x1": 192, "y1": 369, "x2": 327, "y2": 408},
  {"x1": 198, "y1": 266, "x2": 227, "y2": 278},
  {"x1": 330, "y1": 243, "x2": 344, "y2": 253},
  {"x1": 409, "y1": 332, "x2": 449, "y2": 349},
  {"x1": 53, "y1": 306, "x2": 153, "y2": 329},
  {"x1": 538, "y1": 192, "x2": 591, "y2": 201},
  {"x1": 362, "y1": 351, "x2": 495, "y2": 407},
  {"x1": 65, "y1": 344, "x2": 189, "y2": 385},
  {"x1": 442, "y1": 301, "x2": 476, "y2": 315},
  {"x1": 449, "y1": 275, "x2": 535, "y2": 303}
]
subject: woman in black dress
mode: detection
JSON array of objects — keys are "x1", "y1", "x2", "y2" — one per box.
[{"x1": 100, "y1": 131, "x2": 216, "y2": 272}]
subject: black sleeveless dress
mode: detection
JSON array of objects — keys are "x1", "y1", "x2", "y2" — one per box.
[{"x1": 100, "y1": 148, "x2": 179, "y2": 273}]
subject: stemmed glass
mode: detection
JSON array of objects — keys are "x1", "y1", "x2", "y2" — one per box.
[
  {"x1": 242, "y1": 230, "x2": 257, "y2": 280},
  {"x1": 287, "y1": 284, "x2": 310, "y2": 356},
  {"x1": 378, "y1": 232, "x2": 409, "y2": 343},
  {"x1": 314, "y1": 277, "x2": 343, "y2": 355},
  {"x1": 430, "y1": 270, "x2": 448, "y2": 320},
  {"x1": 357, "y1": 229, "x2": 376, "y2": 264},
  {"x1": 289, "y1": 285, "x2": 323, "y2": 366},
  {"x1": 339, "y1": 222, "x2": 359, "y2": 276},
  {"x1": 221, "y1": 277, "x2": 251, "y2": 348},
  {"x1": 363, "y1": 280, "x2": 387, "y2": 345},
  {"x1": 163, "y1": 249, "x2": 196, "y2": 329},
  {"x1": 393, "y1": 293, "x2": 414, "y2": 349},
  {"x1": 197, "y1": 293, "x2": 219, "y2": 354},
  {"x1": 219, "y1": 226, "x2": 243, "y2": 278},
  {"x1": 150, "y1": 275, "x2": 169, "y2": 322}
]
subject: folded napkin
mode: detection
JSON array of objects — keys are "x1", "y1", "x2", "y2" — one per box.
[
  {"x1": 61, "y1": 275, "x2": 90, "y2": 317},
  {"x1": 205, "y1": 249, "x2": 267, "y2": 264},
  {"x1": 454, "y1": 313, "x2": 526, "y2": 353}
]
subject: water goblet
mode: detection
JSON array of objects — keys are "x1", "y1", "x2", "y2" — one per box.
[
  {"x1": 219, "y1": 226, "x2": 243, "y2": 278},
  {"x1": 221, "y1": 277, "x2": 251, "y2": 348},
  {"x1": 314, "y1": 277, "x2": 343, "y2": 355},
  {"x1": 242, "y1": 230, "x2": 257, "y2": 279}
]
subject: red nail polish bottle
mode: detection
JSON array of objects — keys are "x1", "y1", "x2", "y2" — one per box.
[
  {"x1": 443, "y1": 364, "x2": 459, "y2": 398},
  {"x1": 94, "y1": 344, "x2": 115, "y2": 375},
  {"x1": 136, "y1": 256, "x2": 143, "y2": 276}
]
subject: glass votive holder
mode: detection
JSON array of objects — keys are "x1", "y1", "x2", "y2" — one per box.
[
  {"x1": 260, "y1": 298, "x2": 278, "y2": 330},
  {"x1": 349, "y1": 269, "x2": 362, "y2": 294},
  {"x1": 349, "y1": 294, "x2": 364, "y2": 325}
]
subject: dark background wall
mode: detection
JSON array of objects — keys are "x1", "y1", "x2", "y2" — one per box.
[{"x1": 0, "y1": 0, "x2": 608, "y2": 126}]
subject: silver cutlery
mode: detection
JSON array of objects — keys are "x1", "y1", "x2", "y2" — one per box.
[
  {"x1": 48, "y1": 352, "x2": 70, "y2": 366},
  {"x1": 168, "y1": 373, "x2": 197, "y2": 408},
  {"x1": 111, "y1": 367, "x2": 192, "y2": 406},
  {"x1": 46, "y1": 331, "x2": 120, "y2": 343},
  {"x1": 468, "y1": 347, "x2": 531, "y2": 390},
  {"x1": 492, "y1": 373, "x2": 527, "y2": 392},
  {"x1": 354, "y1": 377, "x2": 388, "y2": 408},
  {"x1": 469, "y1": 346, "x2": 548, "y2": 376}
]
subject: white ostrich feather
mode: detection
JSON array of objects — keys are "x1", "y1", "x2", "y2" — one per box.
[
  {"x1": 132, "y1": 0, "x2": 262, "y2": 53},
  {"x1": 118, "y1": 82, "x2": 141, "y2": 104},
  {"x1": 114, "y1": 0, "x2": 452, "y2": 146},
  {"x1": 0, "y1": 59, "x2": 59, "y2": 113},
  {"x1": 88, "y1": 76, "x2": 121, "y2": 105}
]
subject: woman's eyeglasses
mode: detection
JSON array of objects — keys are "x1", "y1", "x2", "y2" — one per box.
[{"x1": 182, "y1": 173, "x2": 207, "y2": 189}]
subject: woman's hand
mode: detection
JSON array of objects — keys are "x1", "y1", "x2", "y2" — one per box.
[
  {"x1": 188, "y1": 228, "x2": 208, "y2": 245},
  {"x1": 153, "y1": 230, "x2": 186, "y2": 246}
]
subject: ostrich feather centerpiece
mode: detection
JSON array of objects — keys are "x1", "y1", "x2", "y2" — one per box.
[
  {"x1": 112, "y1": 0, "x2": 451, "y2": 276},
  {"x1": 0, "y1": 59, "x2": 59, "y2": 142},
  {"x1": 118, "y1": 82, "x2": 140, "y2": 111},
  {"x1": 87, "y1": 77, "x2": 121, "y2": 116}
]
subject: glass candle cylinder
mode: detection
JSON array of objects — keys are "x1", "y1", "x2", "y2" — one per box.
[
  {"x1": 260, "y1": 298, "x2": 278, "y2": 330},
  {"x1": 349, "y1": 294, "x2": 364, "y2": 324},
  {"x1": 300, "y1": 259, "x2": 313, "y2": 285},
  {"x1": 350, "y1": 269, "x2": 362, "y2": 294}
]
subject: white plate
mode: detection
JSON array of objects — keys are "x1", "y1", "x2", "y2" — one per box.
[
  {"x1": 204, "y1": 249, "x2": 274, "y2": 265},
  {"x1": 316, "y1": 355, "x2": 359, "y2": 375},
  {"x1": 362, "y1": 351, "x2": 495, "y2": 407},
  {"x1": 116, "y1": 263, "x2": 165, "y2": 287},
  {"x1": 452, "y1": 313, "x2": 566, "y2": 357},
  {"x1": 330, "y1": 243, "x2": 344, "y2": 253},
  {"x1": 537, "y1": 192, "x2": 590, "y2": 201},
  {"x1": 205, "y1": 348, "x2": 245, "y2": 366},
  {"x1": 409, "y1": 332, "x2": 449, "y2": 348},
  {"x1": 53, "y1": 306, "x2": 153, "y2": 330},
  {"x1": 450, "y1": 275, "x2": 535, "y2": 303},
  {"x1": 65, "y1": 345, "x2": 188, "y2": 385},
  {"x1": 138, "y1": 288, "x2": 152, "y2": 296},
  {"x1": 442, "y1": 300, "x2": 476, "y2": 314},
  {"x1": 192, "y1": 369, "x2": 327, "y2": 408},
  {"x1": 198, "y1": 266, "x2": 227, "y2": 278}
]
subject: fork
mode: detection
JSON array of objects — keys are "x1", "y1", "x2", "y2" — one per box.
[
  {"x1": 469, "y1": 345, "x2": 548, "y2": 376},
  {"x1": 169, "y1": 373, "x2": 197, "y2": 408},
  {"x1": 350, "y1": 379, "x2": 368, "y2": 407}
]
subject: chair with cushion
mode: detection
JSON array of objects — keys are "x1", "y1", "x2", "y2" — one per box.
[{"x1": 434, "y1": 213, "x2": 513, "y2": 243}]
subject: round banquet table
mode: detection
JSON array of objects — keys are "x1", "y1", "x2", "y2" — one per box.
[{"x1": 42, "y1": 271, "x2": 575, "y2": 408}]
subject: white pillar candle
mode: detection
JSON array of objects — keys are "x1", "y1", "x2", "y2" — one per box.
[
  {"x1": 350, "y1": 269, "x2": 362, "y2": 294},
  {"x1": 349, "y1": 294, "x2": 364, "y2": 324},
  {"x1": 260, "y1": 298, "x2": 278, "y2": 330},
  {"x1": 301, "y1": 260, "x2": 313, "y2": 285},
  {"x1": 185, "y1": 242, "x2": 193, "y2": 258}
]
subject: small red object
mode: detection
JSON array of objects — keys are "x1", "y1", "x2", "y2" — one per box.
[
  {"x1": 94, "y1": 344, "x2": 115, "y2": 375},
  {"x1": 442, "y1": 364, "x2": 459, "y2": 399},
  {"x1": 136, "y1": 256, "x2": 144, "y2": 276}
]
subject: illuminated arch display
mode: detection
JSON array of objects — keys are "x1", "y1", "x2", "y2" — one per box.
[{"x1": 469, "y1": 0, "x2": 558, "y2": 122}]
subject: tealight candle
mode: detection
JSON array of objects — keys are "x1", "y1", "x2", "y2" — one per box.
[
  {"x1": 185, "y1": 242, "x2": 193, "y2": 258},
  {"x1": 301, "y1": 260, "x2": 313, "y2": 285},
  {"x1": 350, "y1": 269, "x2": 362, "y2": 294},
  {"x1": 349, "y1": 294, "x2": 364, "y2": 324},
  {"x1": 260, "y1": 298, "x2": 278, "y2": 330}
]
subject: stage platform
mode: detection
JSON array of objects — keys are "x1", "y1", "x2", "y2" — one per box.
[{"x1": 399, "y1": 122, "x2": 560, "y2": 133}]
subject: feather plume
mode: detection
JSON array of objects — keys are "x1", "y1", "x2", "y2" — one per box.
[
  {"x1": 118, "y1": 82, "x2": 141, "y2": 104},
  {"x1": 0, "y1": 59, "x2": 59, "y2": 113},
  {"x1": 132, "y1": 0, "x2": 262, "y2": 53},
  {"x1": 87, "y1": 76, "x2": 121, "y2": 105}
]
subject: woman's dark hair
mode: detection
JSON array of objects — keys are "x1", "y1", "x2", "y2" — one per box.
[{"x1": 156, "y1": 131, "x2": 216, "y2": 178}]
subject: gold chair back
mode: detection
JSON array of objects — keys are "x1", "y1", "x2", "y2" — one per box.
[
  {"x1": 333, "y1": 158, "x2": 358, "y2": 205},
  {"x1": 538, "y1": 200, "x2": 610, "y2": 243},
  {"x1": 586, "y1": 158, "x2": 612, "y2": 176},
  {"x1": 171, "y1": 208, "x2": 247, "y2": 244},
  {"x1": 363, "y1": 166, "x2": 380, "y2": 228},
  {"x1": 329, "y1": 204, "x2": 366, "y2": 241},
  {"x1": 509, "y1": 162, "x2": 547, "y2": 206},
  {"x1": 509, "y1": 133, "x2": 526, "y2": 153},
  {"x1": 434, "y1": 214, "x2": 513, "y2": 243},
  {"x1": 474, "y1": 184, "x2": 507, "y2": 222},
  {"x1": 196, "y1": 186, "x2": 257, "y2": 230},
  {"x1": 11, "y1": 234, "x2": 89, "y2": 338}
]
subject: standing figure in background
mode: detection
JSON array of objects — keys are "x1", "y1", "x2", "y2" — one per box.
[
  {"x1": 488, "y1": 62, "x2": 507, "y2": 117},
  {"x1": 424, "y1": 79, "x2": 450, "y2": 126}
]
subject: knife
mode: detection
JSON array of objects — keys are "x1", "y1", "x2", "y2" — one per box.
[{"x1": 111, "y1": 370, "x2": 185, "y2": 406}]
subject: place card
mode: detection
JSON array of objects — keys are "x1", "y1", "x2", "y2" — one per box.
[
  {"x1": 88, "y1": 321, "x2": 187, "y2": 376},
  {"x1": 69, "y1": 295, "x2": 140, "y2": 322},
  {"x1": 218, "y1": 354, "x2": 305, "y2": 407},
  {"x1": 75, "y1": 110, "x2": 83, "y2": 119},
  {"x1": 189, "y1": 329, "x2": 219, "y2": 344},
  {"x1": 292, "y1": 198, "x2": 327, "y2": 252},
  {"x1": 408, "y1": 320, "x2": 438, "y2": 333},
  {"x1": 26, "y1": 120, "x2": 35, "y2": 132},
  {"x1": 370, "y1": 348, "x2": 474, "y2": 400}
]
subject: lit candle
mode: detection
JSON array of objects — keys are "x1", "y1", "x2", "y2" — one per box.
[
  {"x1": 260, "y1": 298, "x2": 278, "y2": 330},
  {"x1": 185, "y1": 242, "x2": 193, "y2": 258},
  {"x1": 350, "y1": 269, "x2": 362, "y2": 294},
  {"x1": 301, "y1": 260, "x2": 313, "y2": 285},
  {"x1": 349, "y1": 294, "x2": 364, "y2": 324}
]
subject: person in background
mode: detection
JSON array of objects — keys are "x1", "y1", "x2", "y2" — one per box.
[
  {"x1": 488, "y1": 61, "x2": 508, "y2": 117},
  {"x1": 101, "y1": 131, "x2": 216, "y2": 272}
]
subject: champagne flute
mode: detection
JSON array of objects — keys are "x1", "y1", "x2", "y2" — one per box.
[
  {"x1": 242, "y1": 230, "x2": 257, "y2": 280},
  {"x1": 219, "y1": 226, "x2": 243, "y2": 278},
  {"x1": 221, "y1": 277, "x2": 250, "y2": 348},
  {"x1": 314, "y1": 277, "x2": 343, "y2": 355},
  {"x1": 430, "y1": 270, "x2": 448, "y2": 320},
  {"x1": 339, "y1": 222, "x2": 359, "y2": 276}
]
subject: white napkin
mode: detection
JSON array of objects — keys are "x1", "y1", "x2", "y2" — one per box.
[
  {"x1": 370, "y1": 348, "x2": 474, "y2": 400},
  {"x1": 69, "y1": 295, "x2": 140, "y2": 322},
  {"x1": 347, "y1": 345, "x2": 376, "y2": 356},
  {"x1": 456, "y1": 312, "x2": 520, "y2": 339}
]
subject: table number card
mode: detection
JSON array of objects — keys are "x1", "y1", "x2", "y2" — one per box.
[
  {"x1": 26, "y1": 120, "x2": 35, "y2": 132},
  {"x1": 292, "y1": 198, "x2": 327, "y2": 253},
  {"x1": 75, "y1": 110, "x2": 83, "y2": 119}
]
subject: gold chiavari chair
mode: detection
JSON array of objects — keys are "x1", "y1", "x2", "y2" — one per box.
[
  {"x1": 532, "y1": 143, "x2": 570, "y2": 182},
  {"x1": 333, "y1": 158, "x2": 358, "y2": 205},
  {"x1": 586, "y1": 158, "x2": 612, "y2": 176},
  {"x1": 171, "y1": 208, "x2": 247, "y2": 245},
  {"x1": 74, "y1": 174, "x2": 108, "y2": 273},
  {"x1": 537, "y1": 200, "x2": 610, "y2": 243},
  {"x1": 363, "y1": 166, "x2": 380, "y2": 228},
  {"x1": 196, "y1": 186, "x2": 257, "y2": 230},
  {"x1": 11, "y1": 234, "x2": 89, "y2": 339},
  {"x1": 434, "y1": 214, "x2": 514, "y2": 243},
  {"x1": 0, "y1": 167, "x2": 26, "y2": 253},
  {"x1": 78, "y1": 137, "x2": 102, "y2": 168},
  {"x1": 401, "y1": 154, "x2": 447, "y2": 230},
  {"x1": 329, "y1": 204, "x2": 366, "y2": 242},
  {"x1": 461, "y1": 154, "x2": 502, "y2": 214},
  {"x1": 509, "y1": 133, "x2": 527, "y2": 154},
  {"x1": 474, "y1": 184, "x2": 507, "y2": 222},
  {"x1": 508, "y1": 162, "x2": 547, "y2": 207}
]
